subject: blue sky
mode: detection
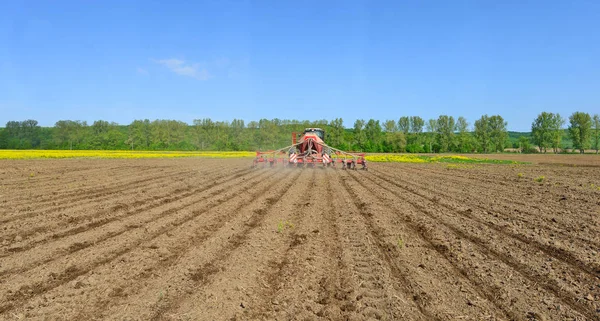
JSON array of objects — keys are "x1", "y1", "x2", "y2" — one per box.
[{"x1": 1, "y1": 1, "x2": 598, "y2": 131}]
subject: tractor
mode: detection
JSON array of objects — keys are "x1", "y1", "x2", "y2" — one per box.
[{"x1": 253, "y1": 128, "x2": 367, "y2": 170}]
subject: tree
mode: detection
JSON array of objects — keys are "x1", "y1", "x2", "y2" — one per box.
[
  {"x1": 407, "y1": 116, "x2": 424, "y2": 152},
  {"x1": 474, "y1": 115, "x2": 490, "y2": 153},
  {"x1": 193, "y1": 118, "x2": 215, "y2": 150},
  {"x1": 409, "y1": 116, "x2": 424, "y2": 135},
  {"x1": 230, "y1": 118, "x2": 246, "y2": 150},
  {"x1": 353, "y1": 119, "x2": 366, "y2": 151},
  {"x1": 425, "y1": 119, "x2": 437, "y2": 152},
  {"x1": 398, "y1": 117, "x2": 410, "y2": 135},
  {"x1": 128, "y1": 119, "x2": 151, "y2": 150},
  {"x1": 383, "y1": 120, "x2": 405, "y2": 152},
  {"x1": 89, "y1": 120, "x2": 125, "y2": 149},
  {"x1": 569, "y1": 112, "x2": 592, "y2": 153},
  {"x1": 488, "y1": 115, "x2": 508, "y2": 152},
  {"x1": 54, "y1": 120, "x2": 73, "y2": 148},
  {"x1": 328, "y1": 118, "x2": 345, "y2": 149},
  {"x1": 90, "y1": 120, "x2": 109, "y2": 149},
  {"x1": 168, "y1": 120, "x2": 188, "y2": 148},
  {"x1": 592, "y1": 114, "x2": 600, "y2": 154},
  {"x1": 518, "y1": 136, "x2": 533, "y2": 153},
  {"x1": 20, "y1": 119, "x2": 41, "y2": 148},
  {"x1": 55, "y1": 120, "x2": 87, "y2": 149},
  {"x1": 550, "y1": 114, "x2": 565, "y2": 153},
  {"x1": 364, "y1": 119, "x2": 383, "y2": 152},
  {"x1": 257, "y1": 119, "x2": 277, "y2": 150},
  {"x1": 4, "y1": 121, "x2": 21, "y2": 148},
  {"x1": 531, "y1": 112, "x2": 554, "y2": 153},
  {"x1": 383, "y1": 120, "x2": 397, "y2": 133},
  {"x1": 455, "y1": 116, "x2": 471, "y2": 153},
  {"x1": 436, "y1": 115, "x2": 455, "y2": 152},
  {"x1": 3, "y1": 120, "x2": 42, "y2": 148}
]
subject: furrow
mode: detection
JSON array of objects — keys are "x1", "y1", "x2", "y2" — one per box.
[
  {"x1": 0, "y1": 167, "x2": 250, "y2": 254},
  {"x1": 146, "y1": 169, "x2": 306, "y2": 320},
  {"x1": 334, "y1": 171, "x2": 441, "y2": 321},
  {"x1": 344, "y1": 170, "x2": 519, "y2": 320},
  {"x1": 0, "y1": 168, "x2": 264, "y2": 279},
  {"x1": 371, "y1": 168, "x2": 600, "y2": 280},
  {"x1": 0, "y1": 167, "x2": 202, "y2": 224},
  {"x1": 0, "y1": 168, "x2": 271, "y2": 314},
  {"x1": 356, "y1": 169, "x2": 596, "y2": 320}
]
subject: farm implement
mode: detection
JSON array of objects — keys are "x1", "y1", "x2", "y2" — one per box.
[{"x1": 253, "y1": 128, "x2": 367, "y2": 170}]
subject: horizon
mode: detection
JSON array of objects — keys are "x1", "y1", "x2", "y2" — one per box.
[
  {"x1": 1, "y1": 1, "x2": 599, "y2": 131},
  {"x1": 0, "y1": 115, "x2": 582, "y2": 134}
]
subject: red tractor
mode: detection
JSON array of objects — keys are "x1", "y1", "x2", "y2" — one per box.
[{"x1": 253, "y1": 128, "x2": 367, "y2": 170}]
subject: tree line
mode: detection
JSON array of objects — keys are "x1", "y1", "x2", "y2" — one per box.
[{"x1": 0, "y1": 112, "x2": 598, "y2": 153}]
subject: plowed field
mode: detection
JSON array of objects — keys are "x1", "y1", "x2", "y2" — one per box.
[{"x1": 1, "y1": 157, "x2": 599, "y2": 320}]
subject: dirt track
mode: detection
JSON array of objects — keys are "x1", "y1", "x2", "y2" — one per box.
[{"x1": 1, "y1": 157, "x2": 600, "y2": 320}]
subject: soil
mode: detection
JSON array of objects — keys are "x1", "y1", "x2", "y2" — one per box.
[{"x1": 1, "y1": 156, "x2": 600, "y2": 320}]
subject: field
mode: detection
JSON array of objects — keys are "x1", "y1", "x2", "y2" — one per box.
[
  {"x1": 0, "y1": 150, "x2": 255, "y2": 159},
  {"x1": 1, "y1": 155, "x2": 600, "y2": 320}
]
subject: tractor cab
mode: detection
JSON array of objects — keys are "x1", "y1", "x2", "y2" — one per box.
[{"x1": 303, "y1": 128, "x2": 325, "y2": 141}]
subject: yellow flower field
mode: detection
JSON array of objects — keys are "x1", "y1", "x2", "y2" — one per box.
[
  {"x1": 365, "y1": 154, "x2": 525, "y2": 164},
  {"x1": 0, "y1": 150, "x2": 526, "y2": 164},
  {"x1": 0, "y1": 150, "x2": 255, "y2": 160},
  {"x1": 365, "y1": 154, "x2": 429, "y2": 163}
]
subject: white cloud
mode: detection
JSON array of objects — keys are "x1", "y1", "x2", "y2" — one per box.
[{"x1": 152, "y1": 58, "x2": 211, "y2": 80}]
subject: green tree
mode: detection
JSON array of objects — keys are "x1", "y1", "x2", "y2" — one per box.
[
  {"x1": 425, "y1": 119, "x2": 437, "y2": 152},
  {"x1": 0, "y1": 128, "x2": 6, "y2": 149},
  {"x1": 353, "y1": 119, "x2": 366, "y2": 151},
  {"x1": 229, "y1": 119, "x2": 246, "y2": 150},
  {"x1": 518, "y1": 136, "x2": 533, "y2": 153},
  {"x1": 364, "y1": 119, "x2": 383, "y2": 152},
  {"x1": 474, "y1": 115, "x2": 490, "y2": 153},
  {"x1": 193, "y1": 118, "x2": 215, "y2": 150},
  {"x1": 55, "y1": 120, "x2": 73, "y2": 148},
  {"x1": 150, "y1": 120, "x2": 168, "y2": 149},
  {"x1": 398, "y1": 117, "x2": 410, "y2": 135},
  {"x1": 90, "y1": 120, "x2": 126, "y2": 149},
  {"x1": 531, "y1": 112, "x2": 554, "y2": 153},
  {"x1": 328, "y1": 118, "x2": 345, "y2": 149},
  {"x1": 569, "y1": 112, "x2": 592, "y2": 153},
  {"x1": 593, "y1": 114, "x2": 600, "y2": 154},
  {"x1": 409, "y1": 116, "x2": 424, "y2": 135},
  {"x1": 455, "y1": 116, "x2": 471, "y2": 152},
  {"x1": 55, "y1": 120, "x2": 87, "y2": 149},
  {"x1": 383, "y1": 120, "x2": 397, "y2": 134},
  {"x1": 90, "y1": 120, "x2": 109, "y2": 149},
  {"x1": 383, "y1": 120, "x2": 405, "y2": 152},
  {"x1": 20, "y1": 120, "x2": 41, "y2": 148},
  {"x1": 550, "y1": 113, "x2": 565, "y2": 153},
  {"x1": 127, "y1": 119, "x2": 151, "y2": 150},
  {"x1": 3, "y1": 120, "x2": 41, "y2": 148},
  {"x1": 488, "y1": 115, "x2": 508, "y2": 152},
  {"x1": 258, "y1": 119, "x2": 277, "y2": 150},
  {"x1": 405, "y1": 116, "x2": 424, "y2": 152},
  {"x1": 436, "y1": 115, "x2": 455, "y2": 152},
  {"x1": 4, "y1": 121, "x2": 21, "y2": 148}
]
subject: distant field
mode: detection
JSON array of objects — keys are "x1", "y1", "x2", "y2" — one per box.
[
  {"x1": 456, "y1": 153, "x2": 600, "y2": 166},
  {"x1": 365, "y1": 154, "x2": 527, "y2": 164},
  {"x1": 1, "y1": 150, "x2": 526, "y2": 165},
  {"x1": 1, "y1": 150, "x2": 598, "y2": 168},
  {"x1": 0, "y1": 150, "x2": 255, "y2": 159}
]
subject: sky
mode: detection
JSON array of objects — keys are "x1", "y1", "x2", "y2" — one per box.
[{"x1": 1, "y1": 1, "x2": 599, "y2": 131}]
